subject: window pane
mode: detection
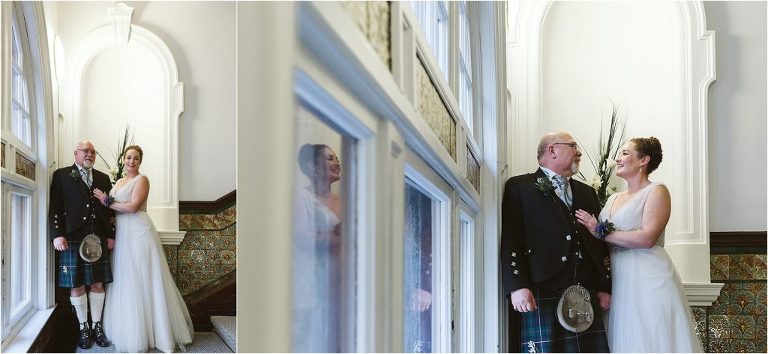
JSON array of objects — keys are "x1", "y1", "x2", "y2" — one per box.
[
  {"x1": 291, "y1": 104, "x2": 355, "y2": 352},
  {"x1": 11, "y1": 24, "x2": 22, "y2": 68},
  {"x1": 458, "y1": 1, "x2": 473, "y2": 135},
  {"x1": 404, "y1": 183, "x2": 433, "y2": 353},
  {"x1": 10, "y1": 192, "x2": 31, "y2": 314},
  {"x1": 410, "y1": 1, "x2": 449, "y2": 78},
  {"x1": 10, "y1": 17, "x2": 32, "y2": 147}
]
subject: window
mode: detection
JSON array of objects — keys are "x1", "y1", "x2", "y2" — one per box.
[
  {"x1": 10, "y1": 10, "x2": 32, "y2": 147},
  {"x1": 403, "y1": 182, "x2": 434, "y2": 353},
  {"x1": 6, "y1": 189, "x2": 33, "y2": 318},
  {"x1": 458, "y1": 1, "x2": 473, "y2": 136},
  {"x1": 291, "y1": 103, "x2": 357, "y2": 352},
  {"x1": 1, "y1": 2, "x2": 48, "y2": 344},
  {"x1": 410, "y1": 1, "x2": 449, "y2": 79},
  {"x1": 403, "y1": 165, "x2": 451, "y2": 353}
]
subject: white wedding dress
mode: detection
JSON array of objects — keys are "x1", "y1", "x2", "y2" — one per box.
[
  {"x1": 104, "y1": 175, "x2": 194, "y2": 352},
  {"x1": 600, "y1": 182, "x2": 702, "y2": 352}
]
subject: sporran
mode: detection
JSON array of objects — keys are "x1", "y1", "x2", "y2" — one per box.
[
  {"x1": 79, "y1": 233, "x2": 103, "y2": 262},
  {"x1": 556, "y1": 284, "x2": 594, "y2": 333}
]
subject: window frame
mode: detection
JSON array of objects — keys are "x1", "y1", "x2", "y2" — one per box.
[
  {"x1": 291, "y1": 67, "x2": 379, "y2": 352},
  {"x1": 403, "y1": 156, "x2": 452, "y2": 353},
  {"x1": 1, "y1": 2, "x2": 54, "y2": 349}
]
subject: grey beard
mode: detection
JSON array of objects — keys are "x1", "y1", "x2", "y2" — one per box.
[{"x1": 570, "y1": 162, "x2": 580, "y2": 175}]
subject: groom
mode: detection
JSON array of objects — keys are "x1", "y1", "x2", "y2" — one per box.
[
  {"x1": 49, "y1": 140, "x2": 115, "y2": 349},
  {"x1": 500, "y1": 132, "x2": 612, "y2": 352}
]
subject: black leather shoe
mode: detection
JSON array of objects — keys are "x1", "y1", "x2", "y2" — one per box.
[
  {"x1": 92, "y1": 321, "x2": 111, "y2": 347},
  {"x1": 77, "y1": 322, "x2": 92, "y2": 350}
]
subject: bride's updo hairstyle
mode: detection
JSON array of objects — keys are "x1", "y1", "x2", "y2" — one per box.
[
  {"x1": 297, "y1": 143, "x2": 329, "y2": 178},
  {"x1": 124, "y1": 145, "x2": 144, "y2": 161},
  {"x1": 630, "y1": 137, "x2": 662, "y2": 175}
]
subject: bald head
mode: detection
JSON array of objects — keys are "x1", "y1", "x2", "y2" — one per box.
[
  {"x1": 74, "y1": 140, "x2": 96, "y2": 169},
  {"x1": 536, "y1": 131, "x2": 582, "y2": 176},
  {"x1": 537, "y1": 132, "x2": 571, "y2": 160}
]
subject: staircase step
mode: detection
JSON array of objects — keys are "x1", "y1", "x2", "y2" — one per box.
[{"x1": 210, "y1": 316, "x2": 236, "y2": 352}]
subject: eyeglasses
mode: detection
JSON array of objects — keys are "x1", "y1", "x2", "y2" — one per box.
[
  {"x1": 552, "y1": 142, "x2": 581, "y2": 152},
  {"x1": 77, "y1": 149, "x2": 97, "y2": 155}
]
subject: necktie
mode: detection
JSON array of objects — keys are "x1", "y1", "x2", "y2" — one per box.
[
  {"x1": 81, "y1": 168, "x2": 92, "y2": 188},
  {"x1": 552, "y1": 175, "x2": 572, "y2": 208}
]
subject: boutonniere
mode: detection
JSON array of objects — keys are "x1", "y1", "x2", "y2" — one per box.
[
  {"x1": 69, "y1": 169, "x2": 80, "y2": 182},
  {"x1": 534, "y1": 177, "x2": 555, "y2": 196}
]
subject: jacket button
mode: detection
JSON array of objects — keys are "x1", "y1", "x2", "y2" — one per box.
[
  {"x1": 565, "y1": 235, "x2": 572, "y2": 240},
  {"x1": 513, "y1": 270, "x2": 518, "y2": 275},
  {"x1": 86, "y1": 204, "x2": 89, "y2": 208},
  {"x1": 83, "y1": 217, "x2": 86, "y2": 220},
  {"x1": 511, "y1": 262, "x2": 516, "y2": 266},
  {"x1": 511, "y1": 252, "x2": 516, "y2": 257},
  {"x1": 561, "y1": 256, "x2": 567, "y2": 262}
]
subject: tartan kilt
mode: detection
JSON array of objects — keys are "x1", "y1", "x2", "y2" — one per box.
[
  {"x1": 519, "y1": 288, "x2": 609, "y2": 353},
  {"x1": 57, "y1": 240, "x2": 113, "y2": 288}
]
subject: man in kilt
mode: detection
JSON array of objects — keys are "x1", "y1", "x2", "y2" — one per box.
[
  {"x1": 500, "y1": 132, "x2": 612, "y2": 352},
  {"x1": 50, "y1": 140, "x2": 115, "y2": 349}
]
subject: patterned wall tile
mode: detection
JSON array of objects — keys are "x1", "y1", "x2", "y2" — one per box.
[
  {"x1": 692, "y1": 306, "x2": 707, "y2": 343},
  {"x1": 705, "y1": 250, "x2": 767, "y2": 353},
  {"x1": 339, "y1": 1, "x2": 391, "y2": 68},
  {"x1": 173, "y1": 204, "x2": 237, "y2": 296},
  {"x1": 754, "y1": 254, "x2": 766, "y2": 280},
  {"x1": 416, "y1": 58, "x2": 457, "y2": 160},
  {"x1": 466, "y1": 146, "x2": 480, "y2": 192},
  {"x1": 711, "y1": 254, "x2": 729, "y2": 280},
  {"x1": 15, "y1": 152, "x2": 36, "y2": 180}
]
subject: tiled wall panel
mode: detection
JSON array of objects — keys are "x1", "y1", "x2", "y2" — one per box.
[
  {"x1": 166, "y1": 205, "x2": 237, "y2": 296},
  {"x1": 339, "y1": 1, "x2": 391, "y2": 68},
  {"x1": 416, "y1": 59, "x2": 456, "y2": 160},
  {"x1": 704, "y1": 250, "x2": 767, "y2": 353}
]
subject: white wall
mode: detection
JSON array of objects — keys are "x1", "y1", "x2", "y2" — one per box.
[
  {"x1": 705, "y1": 1, "x2": 767, "y2": 232},
  {"x1": 49, "y1": 1, "x2": 235, "y2": 201},
  {"x1": 541, "y1": 1, "x2": 679, "y2": 193}
]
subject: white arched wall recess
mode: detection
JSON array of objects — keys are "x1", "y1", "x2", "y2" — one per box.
[
  {"x1": 507, "y1": 1, "x2": 721, "y2": 304},
  {"x1": 59, "y1": 3, "x2": 185, "y2": 243}
]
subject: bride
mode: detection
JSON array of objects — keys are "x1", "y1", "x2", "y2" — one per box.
[
  {"x1": 575, "y1": 137, "x2": 702, "y2": 352},
  {"x1": 94, "y1": 145, "x2": 194, "y2": 352}
]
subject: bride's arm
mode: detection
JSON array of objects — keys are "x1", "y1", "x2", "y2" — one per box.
[
  {"x1": 604, "y1": 185, "x2": 671, "y2": 249},
  {"x1": 108, "y1": 176, "x2": 150, "y2": 214},
  {"x1": 576, "y1": 185, "x2": 671, "y2": 249}
]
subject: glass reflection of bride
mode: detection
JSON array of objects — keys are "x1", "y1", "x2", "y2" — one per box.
[{"x1": 292, "y1": 144, "x2": 343, "y2": 352}]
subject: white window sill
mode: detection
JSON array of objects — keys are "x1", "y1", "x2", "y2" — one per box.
[{"x1": 3, "y1": 306, "x2": 55, "y2": 353}]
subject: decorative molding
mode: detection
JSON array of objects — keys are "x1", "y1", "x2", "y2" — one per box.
[
  {"x1": 179, "y1": 190, "x2": 237, "y2": 213},
  {"x1": 711, "y1": 231, "x2": 767, "y2": 248},
  {"x1": 683, "y1": 282, "x2": 724, "y2": 307},
  {"x1": 106, "y1": 3, "x2": 133, "y2": 47},
  {"x1": 61, "y1": 10, "x2": 183, "y2": 232},
  {"x1": 159, "y1": 230, "x2": 186, "y2": 246},
  {"x1": 1, "y1": 142, "x2": 5, "y2": 168}
]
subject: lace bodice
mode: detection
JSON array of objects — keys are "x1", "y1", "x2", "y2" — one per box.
[
  {"x1": 599, "y1": 182, "x2": 665, "y2": 252},
  {"x1": 110, "y1": 175, "x2": 148, "y2": 212}
]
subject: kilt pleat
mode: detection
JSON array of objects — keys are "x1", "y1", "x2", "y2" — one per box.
[{"x1": 519, "y1": 288, "x2": 609, "y2": 353}]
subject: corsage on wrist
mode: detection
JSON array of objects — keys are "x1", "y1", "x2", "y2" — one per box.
[
  {"x1": 104, "y1": 196, "x2": 115, "y2": 207},
  {"x1": 594, "y1": 220, "x2": 615, "y2": 240}
]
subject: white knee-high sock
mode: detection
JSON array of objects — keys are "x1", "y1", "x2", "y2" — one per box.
[
  {"x1": 70, "y1": 294, "x2": 88, "y2": 328},
  {"x1": 89, "y1": 291, "x2": 105, "y2": 323}
]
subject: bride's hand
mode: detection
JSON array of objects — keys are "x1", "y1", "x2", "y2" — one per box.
[
  {"x1": 574, "y1": 209, "x2": 598, "y2": 236},
  {"x1": 93, "y1": 189, "x2": 107, "y2": 206}
]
